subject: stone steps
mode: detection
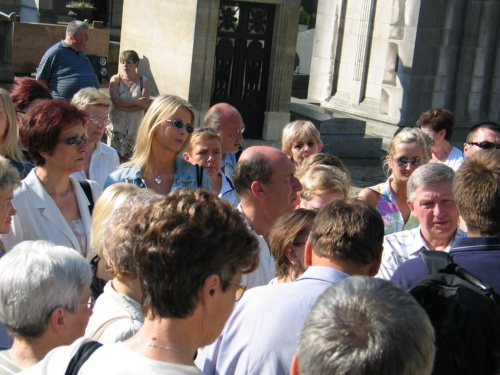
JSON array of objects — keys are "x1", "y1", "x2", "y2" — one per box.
[{"x1": 289, "y1": 99, "x2": 383, "y2": 158}]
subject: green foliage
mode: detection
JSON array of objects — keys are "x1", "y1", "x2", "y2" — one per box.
[
  {"x1": 299, "y1": 6, "x2": 311, "y2": 26},
  {"x1": 66, "y1": 1, "x2": 94, "y2": 8}
]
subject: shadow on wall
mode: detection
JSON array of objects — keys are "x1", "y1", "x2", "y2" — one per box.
[{"x1": 138, "y1": 55, "x2": 158, "y2": 97}]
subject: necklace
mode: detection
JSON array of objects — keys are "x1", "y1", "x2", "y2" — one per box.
[
  {"x1": 154, "y1": 167, "x2": 175, "y2": 185},
  {"x1": 49, "y1": 184, "x2": 71, "y2": 199},
  {"x1": 144, "y1": 340, "x2": 194, "y2": 361},
  {"x1": 9, "y1": 350, "x2": 39, "y2": 363}
]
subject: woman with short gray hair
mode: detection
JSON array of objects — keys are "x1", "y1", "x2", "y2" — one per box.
[{"x1": 0, "y1": 240, "x2": 92, "y2": 372}]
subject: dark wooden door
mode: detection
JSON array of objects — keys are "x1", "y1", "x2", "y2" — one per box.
[{"x1": 211, "y1": 1, "x2": 275, "y2": 139}]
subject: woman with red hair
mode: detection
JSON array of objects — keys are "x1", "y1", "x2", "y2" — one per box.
[{"x1": 0, "y1": 100, "x2": 100, "y2": 259}]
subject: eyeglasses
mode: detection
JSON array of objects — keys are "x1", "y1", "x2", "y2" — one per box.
[
  {"x1": 466, "y1": 141, "x2": 500, "y2": 150},
  {"x1": 78, "y1": 297, "x2": 95, "y2": 311},
  {"x1": 166, "y1": 119, "x2": 194, "y2": 134},
  {"x1": 61, "y1": 134, "x2": 88, "y2": 146},
  {"x1": 225, "y1": 280, "x2": 247, "y2": 302},
  {"x1": 227, "y1": 127, "x2": 245, "y2": 136},
  {"x1": 194, "y1": 127, "x2": 221, "y2": 134},
  {"x1": 394, "y1": 157, "x2": 423, "y2": 167},
  {"x1": 89, "y1": 117, "x2": 111, "y2": 126},
  {"x1": 14, "y1": 108, "x2": 26, "y2": 114}
]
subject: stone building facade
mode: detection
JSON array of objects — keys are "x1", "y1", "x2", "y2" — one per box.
[
  {"x1": 120, "y1": 0, "x2": 300, "y2": 140},
  {"x1": 309, "y1": 0, "x2": 500, "y2": 142}
]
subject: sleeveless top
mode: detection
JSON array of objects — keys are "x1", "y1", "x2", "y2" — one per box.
[
  {"x1": 109, "y1": 74, "x2": 147, "y2": 137},
  {"x1": 368, "y1": 178, "x2": 419, "y2": 235}
]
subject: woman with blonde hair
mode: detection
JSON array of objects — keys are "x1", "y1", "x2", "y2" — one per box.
[
  {"x1": 104, "y1": 95, "x2": 210, "y2": 194},
  {"x1": 85, "y1": 192, "x2": 158, "y2": 344},
  {"x1": 0, "y1": 89, "x2": 33, "y2": 178},
  {"x1": 89, "y1": 183, "x2": 150, "y2": 298},
  {"x1": 269, "y1": 209, "x2": 316, "y2": 284},
  {"x1": 358, "y1": 127, "x2": 432, "y2": 234},
  {"x1": 0, "y1": 156, "x2": 20, "y2": 256},
  {"x1": 297, "y1": 165, "x2": 350, "y2": 211},
  {"x1": 71, "y1": 88, "x2": 120, "y2": 189},
  {"x1": 183, "y1": 128, "x2": 238, "y2": 206},
  {"x1": 282, "y1": 120, "x2": 323, "y2": 167}
]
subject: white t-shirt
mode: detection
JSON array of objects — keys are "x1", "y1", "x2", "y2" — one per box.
[{"x1": 20, "y1": 338, "x2": 202, "y2": 375}]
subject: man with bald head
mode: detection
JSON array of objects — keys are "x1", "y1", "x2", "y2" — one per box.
[
  {"x1": 204, "y1": 103, "x2": 245, "y2": 178},
  {"x1": 463, "y1": 122, "x2": 500, "y2": 156},
  {"x1": 232, "y1": 146, "x2": 302, "y2": 288}
]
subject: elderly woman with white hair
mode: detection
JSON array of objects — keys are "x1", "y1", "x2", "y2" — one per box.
[
  {"x1": 71, "y1": 88, "x2": 120, "y2": 189},
  {"x1": 0, "y1": 240, "x2": 92, "y2": 372}
]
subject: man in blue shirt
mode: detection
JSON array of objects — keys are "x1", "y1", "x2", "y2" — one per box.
[
  {"x1": 392, "y1": 150, "x2": 500, "y2": 291},
  {"x1": 36, "y1": 20, "x2": 100, "y2": 99},
  {"x1": 196, "y1": 198, "x2": 384, "y2": 375}
]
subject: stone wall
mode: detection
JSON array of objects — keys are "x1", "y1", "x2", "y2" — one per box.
[
  {"x1": 309, "y1": 0, "x2": 500, "y2": 142},
  {"x1": 11, "y1": 22, "x2": 109, "y2": 75}
]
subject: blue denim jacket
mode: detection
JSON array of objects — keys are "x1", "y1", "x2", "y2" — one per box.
[{"x1": 103, "y1": 156, "x2": 211, "y2": 192}]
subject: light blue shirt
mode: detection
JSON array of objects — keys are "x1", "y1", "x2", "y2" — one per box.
[
  {"x1": 221, "y1": 152, "x2": 237, "y2": 179},
  {"x1": 104, "y1": 156, "x2": 211, "y2": 192},
  {"x1": 197, "y1": 266, "x2": 349, "y2": 375}
]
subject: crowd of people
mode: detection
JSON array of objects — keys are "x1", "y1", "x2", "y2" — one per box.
[{"x1": 0, "y1": 19, "x2": 500, "y2": 375}]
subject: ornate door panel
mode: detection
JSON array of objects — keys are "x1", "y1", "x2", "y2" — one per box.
[{"x1": 211, "y1": 1, "x2": 275, "y2": 139}]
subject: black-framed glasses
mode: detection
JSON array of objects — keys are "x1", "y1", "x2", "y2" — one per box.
[
  {"x1": 466, "y1": 141, "x2": 500, "y2": 150},
  {"x1": 89, "y1": 117, "x2": 111, "y2": 126},
  {"x1": 166, "y1": 119, "x2": 194, "y2": 134},
  {"x1": 61, "y1": 134, "x2": 88, "y2": 146},
  {"x1": 194, "y1": 127, "x2": 221, "y2": 134},
  {"x1": 394, "y1": 157, "x2": 423, "y2": 167},
  {"x1": 225, "y1": 280, "x2": 247, "y2": 302}
]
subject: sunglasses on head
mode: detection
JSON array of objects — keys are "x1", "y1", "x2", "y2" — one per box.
[
  {"x1": 394, "y1": 157, "x2": 423, "y2": 167},
  {"x1": 466, "y1": 141, "x2": 500, "y2": 150},
  {"x1": 166, "y1": 119, "x2": 194, "y2": 134},
  {"x1": 62, "y1": 134, "x2": 88, "y2": 146}
]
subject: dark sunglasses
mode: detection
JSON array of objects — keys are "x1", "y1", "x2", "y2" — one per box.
[
  {"x1": 166, "y1": 119, "x2": 194, "y2": 134},
  {"x1": 394, "y1": 157, "x2": 423, "y2": 167},
  {"x1": 466, "y1": 141, "x2": 500, "y2": 150},
  {"x1": 62, "y1": 134, "x2": 88, "y2": 146}
]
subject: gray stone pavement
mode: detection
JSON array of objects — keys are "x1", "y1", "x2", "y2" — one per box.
[{"x1": 241, "y1": 139, "x2": 387, "y2": 197}]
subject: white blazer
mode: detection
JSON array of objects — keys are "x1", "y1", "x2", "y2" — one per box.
[{"x1": 1, "y1": 169, "x2": 101, "y2": 260}]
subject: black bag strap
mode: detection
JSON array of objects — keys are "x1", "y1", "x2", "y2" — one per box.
[
  {"x1": 64, "y1": 341, "x2": 102, "y2": 375},
  {"x1": 79, "y1": 180, "x2": 94, "y2": 216},
  {"x1": 420, "y1": 248, "x2": 494, "y2": 294},
  {"x1": 419, "y1": 248, "x2": 453, "y2": 274},
  {"x1": 196, "y1": 164, "x2": 204, "y2": 189},
  {"x1": 139, "y1": 76, "x2": 143, "y2": 92}
]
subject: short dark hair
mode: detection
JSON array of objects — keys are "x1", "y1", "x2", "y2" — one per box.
[
  {"x1": 466, "y1": 122, "x2": 500, "y2": 142},
  {"x1": 120, "y1": 50, "x2": 140, "y2": 63},
  {"x1": 9, "y1": 77, "x2": 52, "y2": 112},
  {"x1": 232, "y1": 152, "x2": 273, "y2": 196},
  {"x1": 20, "y1": 100, "x2": 87, "y2": 166},
  {"x1": 417, "y1": 108, "x2": 455, "y2": 141},
  {"x1": 310, "y1": 198, "x2": 384, "y2": 265},
  {"x1": 135, "y1": 188, "x2": 259, "y2": 319},
  {"x1": 453, "y1": 150, "x2": 500, "y2": 235}
]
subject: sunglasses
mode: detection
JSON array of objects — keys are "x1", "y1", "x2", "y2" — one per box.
[
  {"x1": 224, "y1": 280, "x2": 247, "y2": 302},
  {"x1": 62, "y1": 134, "x2": 88, "y2": 146},
  {"x1": 394, "y1": 157, "x2": 423, "y2": 167},
  {"x1": 466, "y1": 141, "x2": 500, "y2": 150},
  {"x1": 166, "y1": 119, "x2": 194, "y2": 134}
]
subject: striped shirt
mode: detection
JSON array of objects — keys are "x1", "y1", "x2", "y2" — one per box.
[{"x1": 36, "y1": 41, "x2": 100, "y2": 99}]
